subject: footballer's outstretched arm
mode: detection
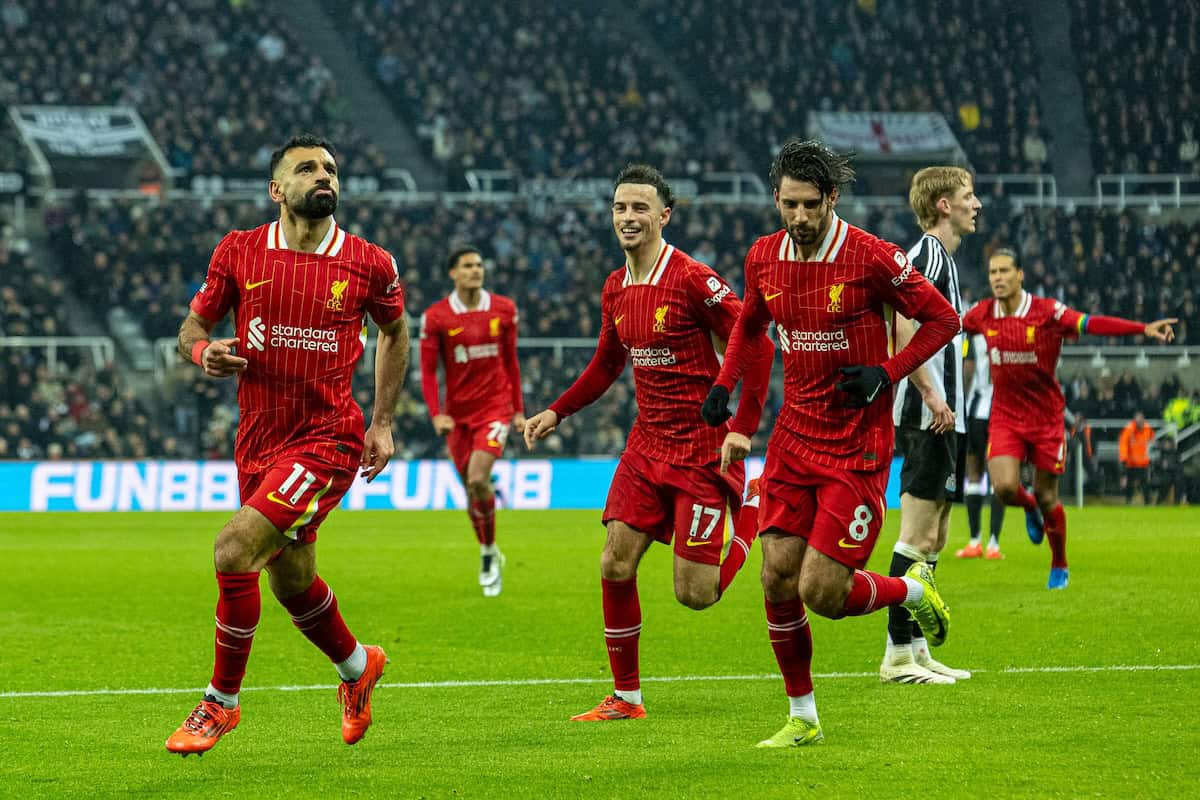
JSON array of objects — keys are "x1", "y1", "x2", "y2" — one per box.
[
  {"x1": 179, "y1": 310, "x2": 246, "y2": 378},
  {"x1": 362, "y1": 316, "x2": 409, "y2": 482}
]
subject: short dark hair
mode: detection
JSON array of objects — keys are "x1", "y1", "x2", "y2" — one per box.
[
  {"x1": 990, "y1": 246, "x2": 1020, "y2": 267},
  {"x1": 270, "y1": 134, "x2": 337, "y2": 178},
  {"x1": 769, "y1": 139, "x2": 856, "y2": 195},
  {"x1": 446, "y1": 245, "x2": 482, "y2": 271},
  {"x1": 614, "y1": 163, "x2": 675, "y2": 209}
]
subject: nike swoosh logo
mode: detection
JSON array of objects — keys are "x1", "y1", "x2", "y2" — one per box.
[
  {"x1": 764, "y1": 291, "x2": 783, "y2": 301},
  {"x1": 245, "y1": 279, "x2": 272, "y2": 290},
  {"x1": 614, "y1": 315, "x2": 625, "y2": 325},
  {"x1": 865, "y1": 383, "x2": 882, "y2": 403},
  {"x1": 266, "y1": 491, "x2": 296, "y2": 509},
  {"x1": 685, "y1": 539, "x2": 710, "y2": 547},
  {"x1": 837, "y1": 538, "x2": 862, "y2": 549},
  {"x1": 448, "y1": 327, "x2": 465, "y2": 336}
]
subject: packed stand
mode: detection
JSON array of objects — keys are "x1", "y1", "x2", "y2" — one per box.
[
  {"x1": 0, "y1": 0, "x2": 385, "y2": 179},
  {"x1": 1072, "y1": 0, "x2": 1200, "y2": 176},
  {"x1": 344, "y1": 0, "x2": 737, "y2": 185},
  {"x1": 630, "y1": 0, "x2": 1048, "y2": 177}
]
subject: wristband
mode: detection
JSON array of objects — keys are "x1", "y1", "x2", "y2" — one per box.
[{"x1": 191, "y1": 340, "x2": 210, "y2": 366}]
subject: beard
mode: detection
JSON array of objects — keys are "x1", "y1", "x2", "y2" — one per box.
[
  {"x1": 788, "y1": 224, "x2": 819, "y2": 244},
  {"x1": 291, "y1": 187, "x2": 338, "y2": 220}
]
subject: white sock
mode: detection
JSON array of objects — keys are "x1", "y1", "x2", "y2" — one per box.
[
  {"x1": 900, "y1": 576, "x2": 923, "y2": 606},
  {"x1": 480, "y1": 543, "x2": 498, "y2": 557},
  {"x1": 205, "y1": 684, "x2": 238, "y2": 709},
  {"x1": 968, "y1": 536, "x2": 982, "y2": 545},
  {"x1": 988, "y1": 534, "x2": 1000, "y2": 550},
  {"x1": 614, "y1": 688, "x2": 643, "y2": 706},
  {"x1": 336, "y1": 643, "x2": 367, "y2": 682},
  {"x1": 884, "y1": 634, "x2": 913, "y2": 663},
  {"x1": 912, "y1": 638, "x2": 929, "y2": 659},
  {"x1": 788, "y1": 693, "x2": 818, "y2": 724}
]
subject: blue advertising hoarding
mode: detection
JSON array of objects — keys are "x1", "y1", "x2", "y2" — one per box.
[{"x1": 0, "y1": 458, "x2": 903, "y2": 512}]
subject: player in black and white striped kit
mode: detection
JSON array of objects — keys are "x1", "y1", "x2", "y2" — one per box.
[
  {"x1": 880, "y1": 166, "x2": 979, "y2": 685},
  {"x1": 956, "y1": 332, "x2": 1008, "y2": 559}
]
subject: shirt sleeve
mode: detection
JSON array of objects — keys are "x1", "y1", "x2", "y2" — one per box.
[
  {"x1": 365, "y1": 251, "x2": 407, "y2": 326},
  {"x1": 189, "y1": 234, "x2": 238, "y2": 323},
  {"x1": 1048, "y1": 300, "x2": 1086, "y2": 339},
  {"x1": 872, "y1": 242, "x2": 960, "y2": 384},
  {"x1": 962, "y1": 301, "x2": 987, "y2": 335},
  {"x1": 503, "y1": 304, "x2": 523, "y2": 414},
  {"x1": 549, "y1": 287, "x2": 628, "y2": 419},
  {"x1": 715, "y1": 256, "x2": 774, "y2": 392},
  {"x1": 683, "y1": 264, "x2": 742, "y2": 341},
  {"x1": 419, "y1": 311, "x2": 442, "y2": 418}
]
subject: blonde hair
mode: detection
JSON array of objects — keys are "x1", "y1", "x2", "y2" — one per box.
[{"x1": 909, "y1": 166, "x2": 972, "y2": 231}]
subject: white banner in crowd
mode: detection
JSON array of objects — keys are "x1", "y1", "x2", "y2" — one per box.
[{"x1": 807, "y1": 112, "x2": 965, "y2": 160}]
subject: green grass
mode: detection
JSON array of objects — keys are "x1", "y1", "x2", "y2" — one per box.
[{"x1": 1, "y1": 506, "x2": 1198, "y2": 799}]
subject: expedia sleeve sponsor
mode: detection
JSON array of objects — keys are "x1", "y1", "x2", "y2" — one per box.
[
  {"x1": 630, "y1": 346, "x2": 678, "y2": 367},
  {"x1": 270, "y1": 323, "x2": 340, "y2": 352}
]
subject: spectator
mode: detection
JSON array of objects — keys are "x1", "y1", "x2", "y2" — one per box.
[
  {"x1": 1150, "y1": 435, "x2": 1185, "y2": 505},
  {"x1": 1118, "y1": 411, "x2": 1154, "y2": 504}
]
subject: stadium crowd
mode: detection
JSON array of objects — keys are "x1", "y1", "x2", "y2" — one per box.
[
  {"x1": 1072, "y1": 0, "x2": 1200, "y2": 176},
  {"x1": 633, "y1": 0, "x2": 1049, "y2": 177},
  {"x1": 0, "y1": 0, "x2": 385, "y2": 178}
]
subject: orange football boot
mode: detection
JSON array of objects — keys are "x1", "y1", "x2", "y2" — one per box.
[
  {"x1": 955, "y1": 542, "x2": 984, "y2": 559},
  {"x1": 339, "y1": 645, "x2": 388, "y2": 744},
  {"x1": 570, "y1": 695, "x2": 647, "y2": 721},
  {"x1": 985, "y1": 546, "x2": 1005, "y2": 560},
  {"x1": 166, "y1": 699, "x2": 240, "y2": 755}
]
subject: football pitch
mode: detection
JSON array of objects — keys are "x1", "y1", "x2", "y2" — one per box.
[{"x1": 1, "y1": 507, "x2": 1197, "y2": 799}]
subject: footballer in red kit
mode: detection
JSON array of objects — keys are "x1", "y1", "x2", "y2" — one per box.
[
  {"x1": 420, "y1": 245, "x2": 524, "y2": 596},
  {"x1": 704, "y1": 140, "x2": 960, "y2": 747},
  {"x1": 962, "y1": 248, "x2": 1176, "y2": 589},
  {"x1": 525, "y1": 164, "x2": 774, "y2": 722},
  {"x1": 166, "y1": 135, "x2": 409, "y2": 755}
]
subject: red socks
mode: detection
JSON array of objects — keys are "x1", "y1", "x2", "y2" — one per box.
[
  {"x1": 211, "y1": 571, "x2": 261, "y2": 695},
  {"x1": 279, "y1": 575, "x2": 358, "y2": 664},
  {"x1": 1012, "y1": 485, "x2": 1039, "y2": 512},
  {"x1": 601, "y1": 577, "x2": 641, "y2": 692},
  {"x1": 719, "y1": 501, "x2": 759, "y2": 595},
  {"x1": 840, "y1": 569, "x2": 910, "y2": 617},
  {"x1": 765, "y1": 598, "x2": 813, "y2": 697},
  {"x1": 1045, "y1": 503, "x2": 1068, "y2": 568},
  {"x1": 469, "y1": 495, "x2": 496, "y2": 546}
]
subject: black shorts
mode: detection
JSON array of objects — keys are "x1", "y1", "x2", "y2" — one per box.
[
  {"x1": 966, "y1": 417, "x2": 989, "y2": 458},
  {"x1": 897, "y1": 427, "x2": 965, "y2": 502}
]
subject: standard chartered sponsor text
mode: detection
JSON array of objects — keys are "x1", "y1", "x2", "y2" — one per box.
[
  {"x1": 789, "y1": 329, "x2": 850, "y2": 352},
  {"x1": 271, "y1": 323, "x2": 339, "y2": 352},
  {"x1": 631, "y1": 346, "x2": 677, "y2": 367}
]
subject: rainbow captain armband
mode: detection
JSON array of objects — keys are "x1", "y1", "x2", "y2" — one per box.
[{"x1": 191, "y1": 340, "x2": 210, "y2": 366}]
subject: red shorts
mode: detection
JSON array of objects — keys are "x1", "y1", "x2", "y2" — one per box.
[
  {"x1": 240, "y1": 456, "x2": 356, "y2": 543},
  {"x1": 987, "y1": 421, "x2": 1066, "y2": 475},
  {"x1": 447, "y1": 417, "x2": 510, "y2": 475},
  {"x1": 603, "y1": 448, "x2": 745, "y2": 566},
  {"x1": 757, "y1": 445, "x2": 889, "y2": 570}
]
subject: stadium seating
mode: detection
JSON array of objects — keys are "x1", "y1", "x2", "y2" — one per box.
[
  {"x1": 1072, "y1": 0, "x2": 1200, "y2": 175},
  {"x1": 0, "y1": 0, "x2": 384, "y2": 177}
]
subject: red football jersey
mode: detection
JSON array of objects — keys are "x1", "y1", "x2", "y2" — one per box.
[
  {"x1": 962, "y1": 291, "x2": 1084, "y2": 429},
  {"x1": 419, "y1": 289, "x2": 522, "y2": 425},
  {"x1": 720, "y1": 216, "x2": 958, "y2": 471},
  {"x1": 190, "y1": 219, "x2": 406, "y2": 474},
  {"x1": 551, "y1": 242, "x2": 746, "y2": 466}
]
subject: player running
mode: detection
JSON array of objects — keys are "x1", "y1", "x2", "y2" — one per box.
[
  {"x1": 881, "y1": 166, "x2": 979, "y2": 686},
  {"x1": 703, "y1": 139, "x2": 960, "y2": 747},
  {"x1": 167, "y1": 134, "x2": 408, "y2": 755},
  {"x1": 962, "y1": 248, "x2": 1176, "y2": 589},
  {"x1": 420, "y1": 245, "x2": 524, "y2": 596},
  {"x1": 524, "y1": 163, "x2": 774, "y2": 722}
]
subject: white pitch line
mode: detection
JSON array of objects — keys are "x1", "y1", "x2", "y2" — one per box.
[{"x1": 1, "y1": 663, "x2": 1197, "y2": 700}]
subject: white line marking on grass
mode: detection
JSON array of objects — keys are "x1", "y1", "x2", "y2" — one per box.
[{"x1": 2, "y1": 663, "x2": 1196, "y2": 700}]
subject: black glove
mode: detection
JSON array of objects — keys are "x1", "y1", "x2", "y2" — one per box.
[
  {"x1": 836, "y1": 365, "x2": 890, "y2": 408},
  {"x1": 700, "y1": 385, "x2": 732, "y2": 426}
]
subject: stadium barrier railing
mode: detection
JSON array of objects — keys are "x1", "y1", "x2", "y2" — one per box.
[{"x1": 0, "y1": 336, "x2": 116, "y2": 371}]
